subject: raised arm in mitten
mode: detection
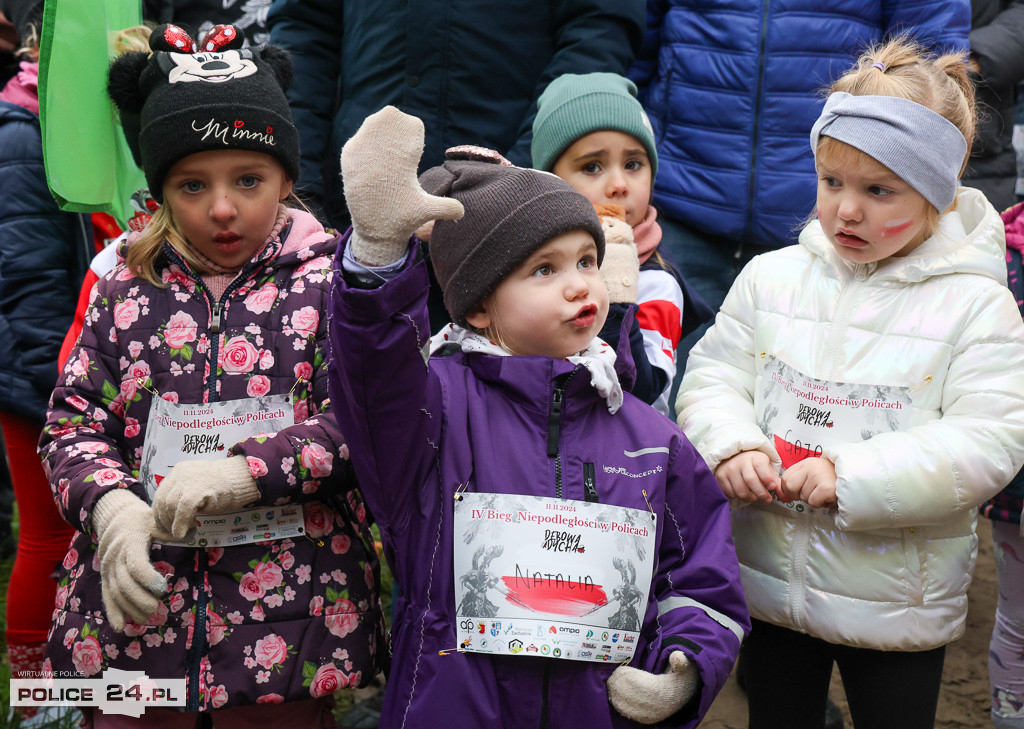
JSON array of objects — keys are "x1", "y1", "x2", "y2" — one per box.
[
  {"x1": 606, "y1": 650, "x2": 699, "y2": 724},
  {"x1": 92, "y1": 489, "x2": 168, "y2": 632},
  {"x1": 152, "y1": 458, "x2": 261, "y2": 541},
  {"x1": 340, "y1": 106, "x2": 464, "y2": 266}
]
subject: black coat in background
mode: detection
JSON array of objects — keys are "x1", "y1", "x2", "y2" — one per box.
[
  {"x1": 0, "y1": 100, "x2": 91, "y2": 424},
  {"x1": 267, "y1": 0, "x2": 645, "y2": 228},
  {"x1": 965, "y1": 0, "x2": 1024, "y2": 211}
]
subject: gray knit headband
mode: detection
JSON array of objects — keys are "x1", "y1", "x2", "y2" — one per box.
[{"x1": 810, "y1": 92, "x2": 967, "y2": 212}]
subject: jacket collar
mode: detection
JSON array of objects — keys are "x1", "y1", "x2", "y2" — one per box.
[{"x1": 447, "y1": 306, "x2": 638, "y2": 414}]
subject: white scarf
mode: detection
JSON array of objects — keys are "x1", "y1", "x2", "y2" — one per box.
[{"x1": 428, "y1": 324, "x2": 624, "y2": 414}]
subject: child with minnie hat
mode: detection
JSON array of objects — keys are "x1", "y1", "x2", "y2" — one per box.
[{"x1": 39, "y1": 24, "x2": 384, "y2": 727}]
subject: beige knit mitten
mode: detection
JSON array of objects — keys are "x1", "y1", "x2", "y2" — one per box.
[
  {"x1": 340, "y1": 105, "x2": 465, "y2": 266},
  {"x1": 606, "y1": 651, "x2": 699, "y2": 724},
  {"x1": 596, "y1": 205, "x2": 639, "y2": 304},
  {"x1": 152, "y1": 457, "x2": 261, "y2": 541},
  {"x1": 93, "y1": 488, "x2": 168, "y2": 631}
]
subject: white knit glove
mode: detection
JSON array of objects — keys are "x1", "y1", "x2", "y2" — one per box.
[
  {"x1": 598, "y1": 214, "x2": 639, "y2": 304},
  {"x1": 340, "y1": 105, "x2": 465, "y2": 266},
  {"x1": 606, "y1": 651, "x2": 699, "y2": 724},
  {"x1": 92, "y1": 489, "x2": 168, "y2": 632},
  {"x1": 152, "y1": 458, "x2": 261, "y2": 541}
]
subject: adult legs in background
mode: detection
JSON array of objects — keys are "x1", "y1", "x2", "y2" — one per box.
[{"x1": 989, "y1": 520, "x2": 1024, "y2": 728}]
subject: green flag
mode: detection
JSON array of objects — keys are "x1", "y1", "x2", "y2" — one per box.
[{"x1": 38, "y1": 0, "x2": 145, "y2": 226}]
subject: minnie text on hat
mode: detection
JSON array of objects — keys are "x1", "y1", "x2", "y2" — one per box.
[{"x1": 191, "y1": 118, "x2": 276, "y2": 148}]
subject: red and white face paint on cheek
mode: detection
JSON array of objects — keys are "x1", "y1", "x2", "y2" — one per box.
[{"x1": 881, "y1": 217, "x2": 914, "y2": 237}]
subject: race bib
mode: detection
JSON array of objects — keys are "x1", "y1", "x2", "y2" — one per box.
[
  {"x1": 757, "y1": 359, "x2": 911, "y2": 508},
  {"x1": 453, "y1": 492, "x2": 656, "y2": 663},
  {"x1": 140, "y1": 394, "x2": 300, "y2": 547}
]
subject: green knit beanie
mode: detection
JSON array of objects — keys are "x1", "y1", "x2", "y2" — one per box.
[{"x1": 531, "y1": 72, "x2": 658, "y2": 178}]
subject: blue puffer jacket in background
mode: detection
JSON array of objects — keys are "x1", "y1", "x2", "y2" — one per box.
[
  {"x1": 629, "y1": 0, "x2": 971, "y2": 250},
  {"x1": 267, "y1": 0, "x2": 645, "y2": 226},
  {"x1": 0, "y1": 100, "x2": 92, "y2": 424}
]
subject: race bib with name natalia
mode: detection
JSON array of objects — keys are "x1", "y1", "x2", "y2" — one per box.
[
  {"x1": 757, "y1": 359, "x2": 911, "y2": 489},
  {"x1": 140, "y1": 394, "x2": 299, "y2": 547},
  {"x1": 453, "y1": 492, "x2": 656, "y2": 663}
]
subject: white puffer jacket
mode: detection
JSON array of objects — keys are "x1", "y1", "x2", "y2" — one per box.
[{"x1": 677, "y1": 187, "x2": 1024, "y2": 651}]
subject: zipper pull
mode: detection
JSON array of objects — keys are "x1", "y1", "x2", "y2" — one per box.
[
  {"x1": 547, "y1": 386, "x2": 564, "y2": 458},
  {"x1": 211, "y1": 303, "x2": 223, "y2": 333},
  {"x1": 584, "y1": 462, "x2": 598, "y2": 503}
]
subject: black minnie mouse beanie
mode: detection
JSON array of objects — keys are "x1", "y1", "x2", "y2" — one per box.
[{"x1": 107, "y1": 24, "x2": 300, "y2": 202}]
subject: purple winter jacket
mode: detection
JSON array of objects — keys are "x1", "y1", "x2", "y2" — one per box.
[
  {"x1": 328, "y1": 236, "x2": 749, "y2": 729},
  {"x1": 39, "y1": 211, "x2": 385, "y2": 711}
]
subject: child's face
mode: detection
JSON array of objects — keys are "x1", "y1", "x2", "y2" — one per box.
[
  {"x1": 163, "y1": 149, "x2": 293, "y2": 269},
  {"x1": 816, "y1": 152, "x2": 932, "y2": 264},
  {"x1": 465, "y1": 231, "x2": 609, "y2": 359},
  {"x1": 552, "y1": 131, "x2": 652, "y2": 228}
]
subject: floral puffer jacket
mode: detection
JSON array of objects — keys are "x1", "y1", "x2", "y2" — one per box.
[{"x1": 39, "y1": 209, "x2": 385, "y2": 711}]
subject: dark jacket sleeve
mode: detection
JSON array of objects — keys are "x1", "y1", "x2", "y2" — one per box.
[
  {"x1": 644, "y1": 433, "x2": 749, "y2": 727},
  {"x1": 0, "y1": 106, "x2": 91, "y2": 420},
  {"x1": 600, "y1": 303, "x2": 666, "y2": 406},
  {"x1": 327, "y1": 233, "x2": 443, "y2": 535},
  {"x1": 267, "y1": 0, "x2": 343, "y2": 202},
  {"x1": 627, "y1": 0, "x2": 668, "y2": 97},
  {"x1": 504, "y1": 0, "x2": 645, "y2": 164},
  {"x1": 969, "y1": 0, "x2": 1024, "y2": 91}
]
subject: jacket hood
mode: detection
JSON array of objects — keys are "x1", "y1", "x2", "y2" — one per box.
[{"x1": 800, "y1": 186, "x2": 1006, "y2": 285}]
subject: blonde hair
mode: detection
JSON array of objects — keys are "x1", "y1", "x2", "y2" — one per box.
[
  {"x1": 14, "y1": 23, "x2": 39, "y2": 61},
  {"x1": 825, "y1": 36, "x2": 975, "y2": 174},
  {"x1": 813, "y1": 36, "x2": 975, "y2": 237},
  {"x1": 111, "y1": 24, "x2": 154, "y2": 57},
  {"x1": 124, "y1": 205, "x2": 215, "y2": 285}
]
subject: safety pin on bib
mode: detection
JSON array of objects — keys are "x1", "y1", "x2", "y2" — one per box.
[
  {"x1": 641, "y1": 490, "x2": 656, "y2": 521},
  {"x1": 135, "y1": 376, "x2": 161, "y2": 397}
]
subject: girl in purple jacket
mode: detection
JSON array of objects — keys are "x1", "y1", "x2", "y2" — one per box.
[
  {"x1": 37, "y1": 25, "x2": 384, "y2": 727},
  {"x1": 327, "y1": 106, "x2": 749, "y2": 729}
]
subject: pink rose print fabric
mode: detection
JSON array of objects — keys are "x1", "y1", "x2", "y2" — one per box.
[{"x1": 39, "y1": 215, "x2": 384, "y2": 711}]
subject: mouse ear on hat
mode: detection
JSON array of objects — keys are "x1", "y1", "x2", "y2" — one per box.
[
  {"x1": 148, "y1": 23, "x2": 198, "y2": 53},
  {"x1": 107, "y1": 51, "x2": 151, "y2": 115},
  {"x1": 196, "y1": 24, "x2": 245, "y2": 52},
  {"x1": 258, "y1": 45, "x2": 294, "y2": 92}
]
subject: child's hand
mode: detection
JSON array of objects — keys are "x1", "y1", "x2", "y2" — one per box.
[
  {"x1": 92, "y1": 489, "x2": 168, "y2": 632},
  {"x1": 606, "y1": 651, "x2": 698, "y2": 724},
  {"x1": 152, "y1": 458, "x2": 261, "y2": 541},
  {"x1": 779, "y1": 457, "x2": 837, "y2": 508},
  {"x1": 714, "y1": 451, "x2": 780, "y2": 504},
  {"x1": 340, "y1": 106, "x2": 465, "y2": 266}
]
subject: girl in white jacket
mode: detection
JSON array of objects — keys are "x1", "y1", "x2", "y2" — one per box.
[{"x1": 677, "y1": 38, "x2": 1024, "y2": 729}]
